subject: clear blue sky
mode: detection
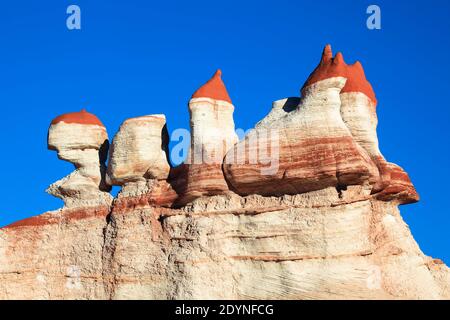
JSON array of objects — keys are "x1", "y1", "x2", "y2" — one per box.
[{"x1": 0, "y1": 1, "x2": 449, "y2": 263}]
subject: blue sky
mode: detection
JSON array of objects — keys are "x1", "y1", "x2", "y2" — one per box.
[{"x1": 0, "y1": 0, "x2": 449, "y2": 263}]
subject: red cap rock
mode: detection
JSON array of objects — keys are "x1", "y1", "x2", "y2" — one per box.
[
  {"x1": 302, "y1": 45, "x2": 377, "y2": 105},
  {"x1": 47, "y1": 109, "x2": 111, "y2": 208},
  {"x1": 191, "y1": 69, "x2": 232, "y2": 103},
  {"x1": 51, "y1": 109, "x2": 105, "y2": 127}
]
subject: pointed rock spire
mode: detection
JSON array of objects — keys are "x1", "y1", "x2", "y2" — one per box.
[
  {"x1": 191, "y1": 69, "x2": 232, "y2": 104},
  {"x1": 342, "y1": 61, "x2": 377, "y2": 103},
  {"x1": 353, "y1": 60, "x2": 363, "y2": 71},
  {"x1": 302, "y1": 45, "x2": 377, "y2": 105},
  {"x1": 333, "y1": 52, "x2": 345, "y2": 65},
  {"x1": 321, "y1": 44, "x2": 333, "y2": 64}
]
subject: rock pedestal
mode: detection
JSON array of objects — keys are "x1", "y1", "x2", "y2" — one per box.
[
  {"x1": 46, "y1": 109, "x2": 112, "y2": 208},
  {"x1": 172, "y1": 70, "x2": 238, "y2": 205}
]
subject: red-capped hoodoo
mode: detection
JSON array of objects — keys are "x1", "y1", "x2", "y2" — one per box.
[
  {"x1": 191, "y1": 69, "x2": 232, "y2": 104},
  {"x1": 50, "y1": 109, "x2": 105, "y2": 126},
  {"x1": 302, "y1": 45, "x2": 377, "y2": 105}
]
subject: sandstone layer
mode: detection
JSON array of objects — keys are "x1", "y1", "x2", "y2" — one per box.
[
  {"x1": 223, "y1": 76, "x2": 378, "y2": 197},
  {"x1": 303, "y1": 45, "x2": 417, "y2": 204},
  {"x1": 223, "y1": 46, "x2": 418, "y2": 205},
  {"x1": 0, "y1": 45, "x2": 447, "y2": 300},
  {"x1": 1, "y1": 188, "x2": 448, "y2": 299}
]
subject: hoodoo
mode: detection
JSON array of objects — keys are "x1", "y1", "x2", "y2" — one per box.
[
  {"x1": 302, "y1": 45, "x2": 418, "y2": 203},
  {"x1": 171, "y1": 69, "x2": 238, "y2": 205},
  {"x1": 223, "y1": 53, "x2": 378, "y2": 196},
  {"x1": 46, "y1": 109, "x2": 112, "y2": 208},
  {"x1": 0, "y1": 47, "x2": 447, "y2": 300}
]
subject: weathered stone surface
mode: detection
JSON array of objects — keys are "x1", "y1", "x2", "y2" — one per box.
[
  {"x1": 223, "y1": 45, "x2": 418, "y2": 205},
  {"x1": 310, "y1": 45, "x2": 418, "y2": 204},
  {"x1": 0, "y1": 47, "x2": 441, "y2": 300},
  {"x1": 1, "y1": 189, "x2": 448, "y2": 299},
  {"x1": 223, "y1": 76, "x2": 378, "y2": 196},
  {"x1": 107, "y1": 115, "x2": 170, "y2": 185},
  {"x1": 0, "y1": 206, "x2": 110, "y2": 299},
  {"x1": 172, "y1": 70, "x2": 238, "y2": 205},
  {"x1": 47, "y1": 109, "x2": 112, "y2": 208},
  {"x1": 339, "y1": 91, "x2": 418, "y2": 204}
]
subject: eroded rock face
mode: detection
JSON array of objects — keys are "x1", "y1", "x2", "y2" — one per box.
[
  {"x1": 1, "y1": 190, "x2": 448, "y2": 299},
  {"x1": 305, "y1": 45, "x2": 418, "y2": 204},
  {"x1": 223, "y1": 45, "x2": 418, "y2": 204},
  {"x1": 107, "y1": 115, "x2": 170, "y2": 185},
  {"x1": 171, "y1": 70, "x2": 238, "y2": 205},
  {"x1": 223, "y1": 76, "x2": 378, "y2": 196},
  {"x1": 47, "y1": 109, "x2": 112, "y2": 208},
  {"x1": 339, "y1": 90, "x2": 418, "y2": 203},
  {"x1": 0, "y1": 206, "x2": 110, "y2": 299},
  {"x1": 0, "y1": 46, "x2": 444, "y2": 300}
]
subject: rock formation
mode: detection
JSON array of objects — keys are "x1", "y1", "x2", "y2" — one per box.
[
  {"x1": 107, "y1": 114, "x2": 170, "y2": 185},
  {"x1": 46, "y1": 109, "x2": 112, "y2": 208},
  {"x1": 170, "y1": 69, "x2": 239, "y2": 205},
  {"x1": 0, "y1": 46, "x2": 448, "y2": 300},
  {"x1": 223, "y1": 76, "x2": 378, "y2": 196},
  {"x1": 223, "y1": 45, "x2": 418, "y2": 204},
  {"x1": 303, "y1": 45, "x2": 418, "y2": 204}
]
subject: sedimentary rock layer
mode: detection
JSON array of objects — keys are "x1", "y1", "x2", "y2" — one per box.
[
  {"x1": 223, "y1": 45, "x2": 418, "y2": 205},
  {"x1": 173, "y1": 70, "x2": 238, "y2": 205},
  {"x1": 0, "y1": 206, "x2": 110, "y2": 299},
  {"x1": 0, "y1": 189, "x2": 448, "y2": 299},
  {"x1": 223, "y1": 77, "x2": 378, "y2": 196},
  {"x1": 0, "y1": 46, "x2": 433, "y2": 300}
]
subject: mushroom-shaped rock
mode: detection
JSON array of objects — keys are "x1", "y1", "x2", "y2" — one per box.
[
  {"x1": 171, "y1": 70, "x2": 238, "y2": 205},
  {"x1": 47, "y1": 109, "x2": 112, "y2": 208},
  {"x1": 107, "y1": 114, "x2": 171, "y2": 185},
  {"x1": 48, "y1": 109, "x2": 108, "y2": 153},
  {"x1": 223, "y1": 72, "x2": 378, "y2": 196},
  {"x1": 304, "y1": 45, "x2": 418, "y2": 204}
]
